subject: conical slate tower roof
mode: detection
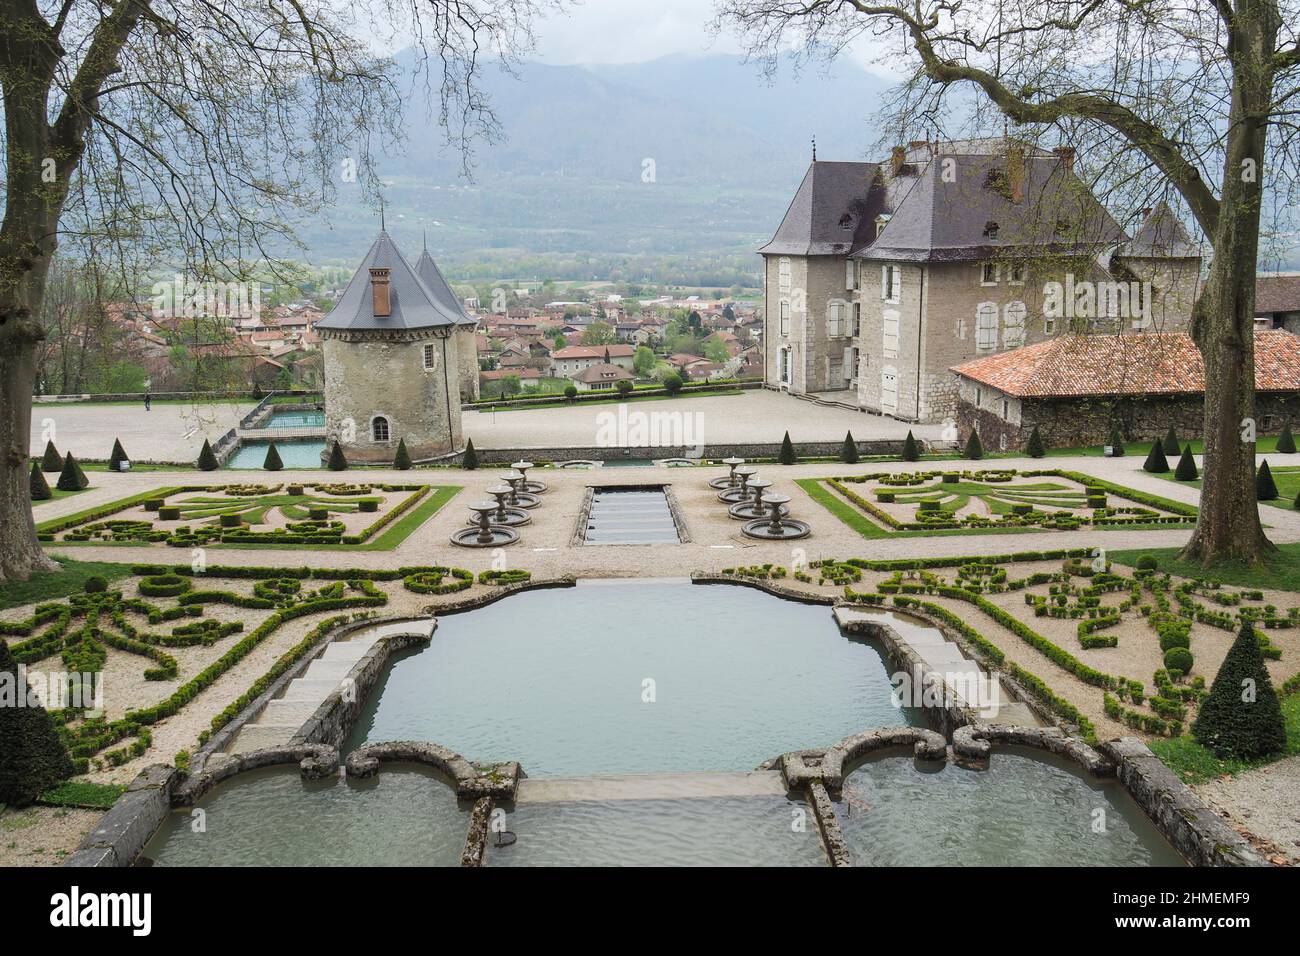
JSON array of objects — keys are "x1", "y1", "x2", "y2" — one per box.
[
  {"x1": 316, "y1": 231, "x2": 463, "y2": 332},
  {"x1": 415, "y1": 242, "x2": 476, "y2": 326},
  {"x1": 1117, "y1": 202, "x2": 1200, "y2": 259}
]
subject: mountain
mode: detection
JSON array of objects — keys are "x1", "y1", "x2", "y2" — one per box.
[{"x1": 296, "y1": 52, "x2": 893, "y2": 284}]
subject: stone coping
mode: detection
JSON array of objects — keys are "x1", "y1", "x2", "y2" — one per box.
[
  {"x1": 426, "y1": 575, "x2": 578, "y2": 615},
  {"x1": 1100, "y1": 737, "x2": 1268, "y2": 868},
  {"x1": 952, "y1": 723, "x2": 1114, "y2": 776},
  {"x1": 345, "y1": 741, "x2": 521, "y2": 801},
  {"x1": 780, "y1": 727, "x2": 949, "y2": 793},
  {"x1": 64, "y1": 764, "x2": 182, "y2": 868},
  {"x1": 175, "y1": 743, "x2": 339, "y2": 807}
]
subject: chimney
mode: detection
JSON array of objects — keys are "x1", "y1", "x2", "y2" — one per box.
[
  {"x1": 1007, "y1": 145, "x2": 1025, "y2": 203},
  {"x1": 890, "y1": 146, "x2": 906, "y2": 176},
  {"x1": 370, "y1": 267, "x2": 391, "y2": 317},
  {"x1": 1053, "y1": 146, "x2": 1075, "y2": 173}
]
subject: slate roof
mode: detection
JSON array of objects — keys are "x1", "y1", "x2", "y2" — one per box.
[
  {"x1": 1115, "y1": 202, "x2": 1200, "y2": 259},
  {"x1": 951, "y1": 330, "x2": 1300, "y2": 398},
  {"x1": 415, "y1": 246, "x2": 477, "y2": 326},
  {"x1": 1256, "y1": 274, "x2": 1300, "y2": 315},
  {"x1": 316, "y1": 232, "x2": 464, "y2": 332},
  {"x1": 572, "y1": 362, "x2": 633, "y2": 383},
  {"x1": 855, "y1": 150, "x2": 1125, "y2": 262},
  {"x1": 758, "y1": 161, "x2": 886, "y2": 256},
  {"x1": 551, "y1": 344, "x2": 635, "y2": 359}
]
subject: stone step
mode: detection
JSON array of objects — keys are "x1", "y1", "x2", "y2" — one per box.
[
  {"x1": 302, "y1": 659, "x2": 358, "y2": 682},
  {"x1": 281, "y1": 678, "x2": 345, "y2": 701},
  {"x1": 227, "y1": 725, "x2": 298, "y2": 753},
  {"x1": 320, "y1": 642, "x2": 371, "y2": 662},
  {"x1": 258, "y1": 699, "x2": 324, "y2": 725}
]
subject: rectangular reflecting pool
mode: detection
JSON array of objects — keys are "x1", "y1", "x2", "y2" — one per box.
[
  {"x1": 346, "y1": 579, "x2": 923, "y2": 775},
  {"x1": 583, "y1": 487, "x2": 681, "y2": 544},
  {"x1": 224, "y1": 439, "x2": 325, "y2": 469}
]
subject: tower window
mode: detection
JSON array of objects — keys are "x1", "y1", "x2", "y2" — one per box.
[
  {"x1": 422, "y1": 344, "x2": 435, "y2": 369},
  {"x1": 372, "y1": 416, "x2": 390, "y2": 442}
]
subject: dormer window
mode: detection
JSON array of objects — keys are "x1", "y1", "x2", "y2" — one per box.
[
  {"x1": 838, "y1": 213, "x2": 854, "y2": 230},
  {"x1": 983, "y1": 221, "x2": 1000, "y2": 239},
  {"x1": 875, "y1": 214, "x2": 891, "y2": 238}
]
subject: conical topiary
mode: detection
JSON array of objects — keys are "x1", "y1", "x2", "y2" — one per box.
[
  {"x1": 1142, "y1": 437, "x2": 1170, "y2": 473},
  {"x1": 901, "y1": 430, "x2": 920, "y2": 462},
  {"x1": 56, "y1": 452, "x2": 88, "y2": 492},
  {"x1": 108, "y1": 438, "x2": 128, "y2": 472},
  {"x1": 263, "y1": 442, "x2": 284, "y2": 471},
  {"x1": 841, "y1": 431, "x2": 859, "y2": 464},
  {"x1": 1277, "y1": 422, "x2": 1296, "y2": 454},
  {"x1": 1294, "y1": 489, "x2": 1300, "y2": 510},
  {"x1": 462, "y1": 438, "x2": 478, "y2": 470},
  {"x1": 29, "y1": 462, "x2": 51, "y2": 501},
  {"x1": 0, "y1": 639, "x2": 77, "y2": 807},
  {"x1": 1256, "y1": 459, "x2": 1278, "y2": 500},
  {"x1": 197, "y1": 439, "x2": 219, "y2": 471},
  {"x1": 41, "y1": 440, "x2": 63, "y2": 473},
  {"x1": 1192, "y1": 620, "x2": 1287, "y2": 758},
  {"x1": 1107, "y1": 422, "x2": 1125, "y2": 456},
  {"x1": 1174, "y1": 444, "x2": 1198, "y2": 481},
  {"x1": 1024, "y1": 425, "x2": 1045, "y2": 458},
  {"x1": 328, "y1": 440, "x2": 348, "y2": 471},
  {"x1": 778, "y1": 431, "x2": 797, "y2": 465},
  {"x1": 394, "y1": 438, "x2": 413, "y2": 470},
  {"x1": 1162, "y1": 426, "x2": 1180, "y2": 456},
  {"x1": 963, "y1": 429, "x2": 984, "y2": 460}
]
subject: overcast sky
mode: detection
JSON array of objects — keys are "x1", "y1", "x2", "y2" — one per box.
[{"x1": 531, "y1": 0, "x2": 738, "y2": 63}]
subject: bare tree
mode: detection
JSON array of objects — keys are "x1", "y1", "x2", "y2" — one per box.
[
  {"x1": 717, "y1": 0, "x2": 1300, "y2": 566},
  {"x1": 0, "y1": 0, "x2": 561, "y2": 581}
]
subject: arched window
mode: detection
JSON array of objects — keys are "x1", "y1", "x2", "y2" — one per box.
[{"x1": 372, "y1": 416, "x2": 390, "y2": 442}]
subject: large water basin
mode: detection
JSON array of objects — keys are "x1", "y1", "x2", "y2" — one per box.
[
  {"x1": 346, "y1": 579, "x2": 922, "y2": 775},
  {"x1": 224, "y1": 439, "x2": 326, "y2": 469},
  {"x1": 835, "y1": 749, "x2": 1185, "y2": 866},
  {"x1": 143, "y1": 765, "x2": 469, "y2": 866}
]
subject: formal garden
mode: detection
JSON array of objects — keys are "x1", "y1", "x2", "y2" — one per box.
[
  {"x1": 797, "y1": 468, "x2": 1198, "y2": 538},
  {"x1": 34, "y1": 483, "x2": 459, "y2": 550}
]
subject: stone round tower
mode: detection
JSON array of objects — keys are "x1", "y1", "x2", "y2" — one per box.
[{"x1": 316, "y1": 232, "x2": 463, "y2": 463}]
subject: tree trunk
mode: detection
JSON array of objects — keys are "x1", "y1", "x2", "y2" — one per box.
[
  {"x1": 1179, "y1": 2, "x2": 1279, "y2": 567},
  {"x1": 0, "y1": 314, "x2": 58, "y2": 582}
]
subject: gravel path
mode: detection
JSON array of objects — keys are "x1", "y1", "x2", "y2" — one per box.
[{"x1": 1196, "y1": 757, "x2": 1300, "y2": 865}]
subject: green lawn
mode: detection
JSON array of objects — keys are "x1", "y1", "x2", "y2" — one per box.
[
  {"x1": 472, "y1": 388, "x2": 745, "y2": 413},
  {"x1": 1110, "y1": 542, "x2": 1300, "y2": 592},
  {"x1": 1149, "y1": 693, "x2": 1300, "y2": 785},
  {"x1": 32, "y1": 486, "x2": 93, "y2": 505},
  {"x1": 1160, "y1": 464, "x2": 1300, "y2": 511},
  {"x1": 37, "y1": 780, "x2": 127, "y2": 810},
  {"x1": 1034, "y1": 434, "x2": 1298, "y2": 459},
  {"x1": 0, "y1": 557, "x2": 132, "y2": 610}
]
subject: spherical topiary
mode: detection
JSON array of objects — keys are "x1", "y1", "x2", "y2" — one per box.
[
  {"x1": 1135, "y1": 555, "x2": 1158, "y2": 571},
  {"x1": 83, "y1": 576, "x2": 108, "y2": 594},
  {"x1": 1163, "y1": 646, "x2": 1193, "y2": 674}
]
